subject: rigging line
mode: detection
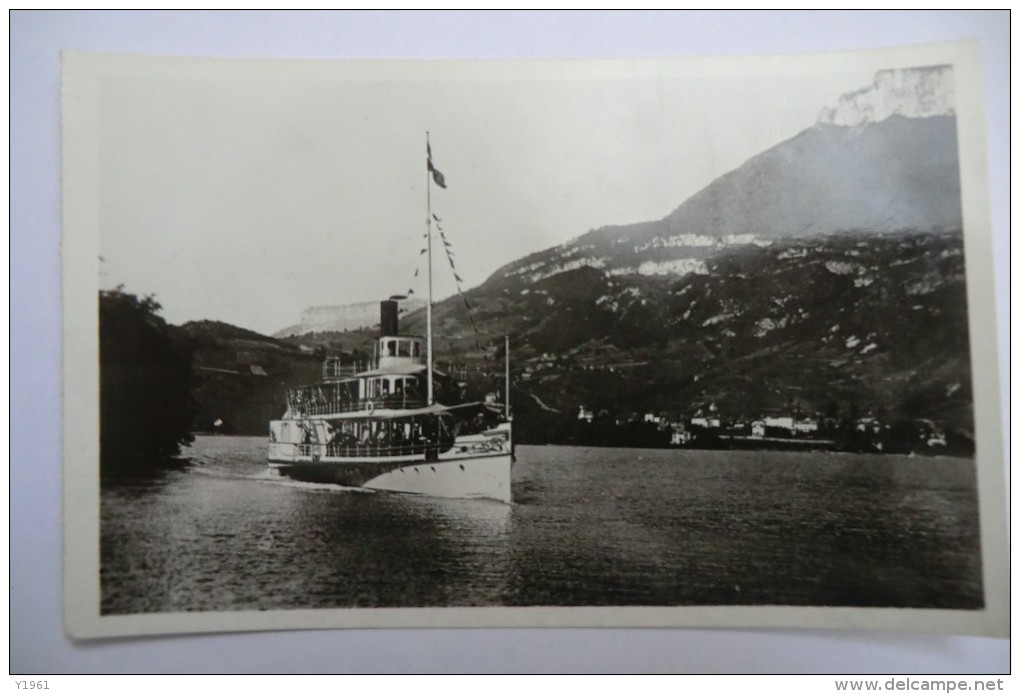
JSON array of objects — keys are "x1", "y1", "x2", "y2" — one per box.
[
  {"x1": 430, "y1": 284, "x2": 482, "y2": 355},
  {"x1": 426, "y1": 217, "x2": 484, "y2": 355},
  {"x1": 439, "y1": 236, "x2": 482, "y2": 352}
]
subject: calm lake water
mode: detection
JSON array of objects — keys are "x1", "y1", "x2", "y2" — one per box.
[{"x1": 100, "y1": 436, "x2": 983, "y2": 614}]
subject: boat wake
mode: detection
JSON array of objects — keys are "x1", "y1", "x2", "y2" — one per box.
[
  {"x1": 252, "y1": 467, "x2": 376, "y2": 494},
  {"x1": 187, "y1": 462, "x2": 373, "y2": 494}
]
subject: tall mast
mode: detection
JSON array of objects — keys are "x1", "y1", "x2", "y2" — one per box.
[
  {"x1": 505, "y1": 334, "x2": 511, "y2": 419},
  {"x1": 425, "y1": 132, "x2": 434, "y2": 405}
]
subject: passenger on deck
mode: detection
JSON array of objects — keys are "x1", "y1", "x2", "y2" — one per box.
[
  {"x1": 375, "y1": 426, "x2": 391, "y2": 453},
  {"x1": 390, "y1": 426, "x2": 409, "y2": 454}
]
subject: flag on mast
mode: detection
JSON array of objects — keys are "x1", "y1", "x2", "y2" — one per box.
[{"x1": 427, "y1": 141, "x2": 447, "y2": 189}]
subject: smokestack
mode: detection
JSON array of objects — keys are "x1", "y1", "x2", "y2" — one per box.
[{"x1": 379, "y1": 300, "x2": 398, "y2": 337}]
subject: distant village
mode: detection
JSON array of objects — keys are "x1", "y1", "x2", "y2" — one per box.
[
  {"x1": 574, "y1": 402, "x2": 951, "y2": 454},
  {"x1": 518, "y1": 350, "x2": 966, "y2": 456}
]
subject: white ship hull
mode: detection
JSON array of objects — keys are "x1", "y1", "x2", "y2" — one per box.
[
  {"x1": 366, "y1": 453, "x2": 511, "y2": 503},
  {"x1": 268, "y1": 451, "x2": 512, "y2": 504},
  {"x1": 268, "y1": 424, "x2": 514, "y2": 503}
]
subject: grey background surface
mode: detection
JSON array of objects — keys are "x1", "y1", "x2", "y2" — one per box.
[{"x1": 11, "y1": 10, "x2": 1009, "y2": 673}]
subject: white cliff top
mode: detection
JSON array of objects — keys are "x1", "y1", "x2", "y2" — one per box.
[{"x1": 818, "y1": 65, "x2": 954, "y2": 127}]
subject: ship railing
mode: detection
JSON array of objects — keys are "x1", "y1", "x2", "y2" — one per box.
[
  {"x1": 295, "y1": 443, "x2": 318, "y2": 458},
  {"x1": 322, "y1": 359, "x2": 369, "y2": 380},
  {"x1": 326, "y1": 442, "x2": 426, "y2": 458},
  {"x1": 289, "y1": 396, "x2": 428, "y2": 417},
  {"x1": 292, "y1": 442, "x2": 442, "y2": 458}
]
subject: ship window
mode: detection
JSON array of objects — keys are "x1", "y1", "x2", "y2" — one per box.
[
  {"x1": 385, "y1": 340, "x2": 396, "y2": 357},
  {"x1": 412, "y1": 341, "x2": 420, "y2": 357},
  {"x1": 398, "y1": 340, "x2": 411, "y2": 357}
]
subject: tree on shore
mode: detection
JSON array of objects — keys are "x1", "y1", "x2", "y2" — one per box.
[{"x1": 100, "y1": 289, "x2": 195, "y2": 478}]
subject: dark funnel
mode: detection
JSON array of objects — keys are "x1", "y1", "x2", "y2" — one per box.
[{"x1": 379, "y1": 300, "x2": 399, "y2": 337}]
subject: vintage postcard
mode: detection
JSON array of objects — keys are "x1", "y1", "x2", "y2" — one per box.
[{"x1": 62, "y1": 41, "x2": 1008, "y2": 639}]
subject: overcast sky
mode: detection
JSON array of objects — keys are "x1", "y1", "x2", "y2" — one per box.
[{"x1": 88, "y1": 54, "x2": 886, "y2": 334}]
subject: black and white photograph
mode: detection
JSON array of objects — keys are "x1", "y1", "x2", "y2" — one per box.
[{"x1": 60, "y1": 38, "x2": 1007, "y2": 641}]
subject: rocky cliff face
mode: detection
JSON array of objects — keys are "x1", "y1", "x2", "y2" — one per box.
[
  {"x1": 275, "y1": 298, "x2": 425, "y2": 338},
  {"x1": 817, "y1": 65, "x2": 954, "y2": 127}
]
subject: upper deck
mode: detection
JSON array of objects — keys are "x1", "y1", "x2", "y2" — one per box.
[
  {"x1": 287, "y1": 298, "x2": 432, "y2": 418},
  {"x1": 375, "y1": 334, "x2": 425, "y2": 371}
]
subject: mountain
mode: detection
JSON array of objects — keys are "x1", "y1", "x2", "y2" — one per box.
[
  {"x1": 660, "y1": 115, "x2": 959, "y2": 237},
  {"x1": 419, "y1": 67, "x2": 972, "y2": 446},
  {"x1": 491, "y1": 115, "x2": 960, "y2": 288},
  {"x1": 490, "y1": 65, "x2": 959, "y2": 288},
  {"x1": 424, "y1": 229, "x2": 972, "y2": 433}
]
